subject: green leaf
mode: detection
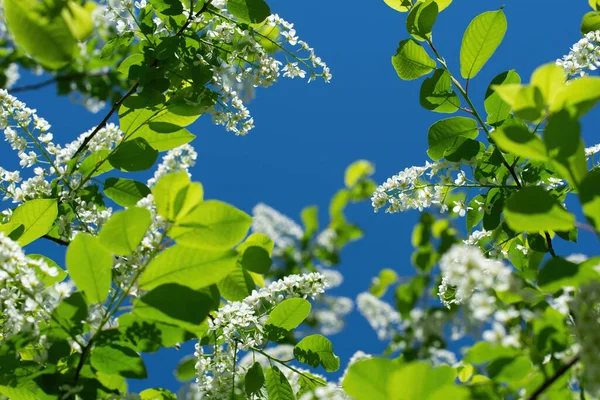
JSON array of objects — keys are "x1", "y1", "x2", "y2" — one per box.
[
  {"x1": 544, "y1": 111, "x2": 587, "y2": 187},
  {"x1": 154, "y1": 171, "x2": 195, "y2": 221},
  {"x1": 91, "y1": 344, "x2": 147, "y2": 379},
  {"x1": 293, "y1": 334, "x2": 340, "y2": 372},
  {"x1": 551, "y1": 76, "x2": 600, "y2": 117},
  {"x1": 504, "y1": 186, "x2": 575, "y2": 233},
  {"x1": 513, "y1": 85, "x2": 545, "y2": 121},
  {"x1": 66, "y1": 233, "x2": 112, "y2": 304},
  {"x1": 101, "y1": 33, "x2": 134, "y2": 59},
  {"x1": 245, "y1": 362, "x2": 265, "y2": 396},
  {"x1": 169, "y1": 200, "x2": 252, "y2": 249},
  {"x1": 237, "y1": 232, "x2": 275, "y2": 256},
  {"x1": 48, "y1": 292, "x2": 88, "y2": 339},
  {"x1": 138, "y1": 245, "x2": 238, "y2": 290},
  {"x1": 580, "y1": 170, "x2": 600, "y2": 230},
  {"x1": 133, "y1": 283, "x2": 213, "y2": 334},
  {"x1": 345, "y1": 160, "x2": 375, "y2": 188},
  {"x1": 79, "y1": 150, "x2": 114, "y2": 178},
  {"x1": 491, "y1": 125, "x2": 547, "y2": 161},
  {"x1": 149, "y1": 0, "x2": 184, "y2": 15},
  {"x1": 531, "y1": 63, "x2": 565, "y2": 105},
  {"x1": 486, "y1": 356, "x2": 532, "y2": 384},
  {"x1": 240, "y1": 246, "x2": 272, "y2": 274},
  {"x1": 266, "y1": 298, "x2": 311, "y2": 337},
  {"x1": 370, "y1": 268, "x2": 398, "y2": 297},
  {"x1": 388, "y1": 362, "x2": 459, "y2": 400},
  {"x1": 139, "y1": 388, "x2": 176, "y2": 400},
  {"x1": 406, "y1": 0, "x2": 438, "y2": 41},
  {"x1": 301, "y1": 206, "x2": 319, "y2": 237},
  {"x1": 104, "y1": 178, "x2": 152, "y2": 207},
  {"x1": 226, "y1": 0, "x2": 270, "y2": 23},
  {"x1": 109, "y1": 138, "x2": 158, "y2": 172},
  {"x1": 343, "y1": 358, "x2": 400, "y2": 400},
  {"x1": 581, "y1": 11, "x2": 600, "y2": 34},
  {"x1": 175, "y1": 356, "x2": 197, "y2": 382},
  {"x1": 119, "y1": 94, "x2": 201, "y2": 152},
  {"x1": 464, "y1": 342, "x2": 518, "y2": 364},
  {"x1": 116, "y1": 312, "x2": 194, "y2": 353},
  {"x1": 383, "y1": 0, "x2": 412, "y2": 12},
  {"x1": 427, "y1": 117, "x2": 478, "y2": 160},
  {"x1": 538, "y1": 257, "x2": 600, "y2": 293},
  {"x1": 420, "y1": 69, "x2": 460, "y2": 113},
  {"x1": 392, "y1": 39, "x2": 436, "y2": 81},
  {"x1": 485, "y1": 70, "x2": 521, "y2": 126},
  {"x1": 9, "y1": 199, "x2": 58, "y2": 246},
  {"x1": 61, "y1": 1, "x2": 94, "y2": 41},
  {"x1": 28, "y1": 254, "x2": 67, "y2": 286},
  {"x1": 466, "y1": 194, "x2": 485, "y2": 232},
  {"x1": 5, "y1": 0, "x2": 77, "y2": 69},
  {"x1": 265, "y1": 366, "x2": 295, "y2": 400},
  {"x1": 98, "y1": 207, "x2": 151, "y2": 256},
  {"x1": 459, "y1": 10, "x2": 507, "y2": 79},
  {"x1": 217, "y1": 264, "x2": 255, "y2": 301}
]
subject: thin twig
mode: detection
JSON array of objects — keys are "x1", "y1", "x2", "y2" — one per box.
[{"x1": 528, "y1": 355, "x2": 580, "y2": 400}]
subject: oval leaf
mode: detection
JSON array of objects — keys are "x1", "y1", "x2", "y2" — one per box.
[
  {"x1": 460, "y1": 10, "x2": 507, "y2": 79},
  {"x1": 91, "y1": 344, "x2": 147, "y2": 379},
  {"x1": 98, "y1": 207, "x2": 152, "y2": 256},
  {"x1": 66, "y1": 233, "x2": 112, "y2": 304},
  {"x1": 392, "y1": 39, "x2": 436, "y2": 81},
  {"x1": 504, "y1": 187, "x2": 576, "y2": 233}
]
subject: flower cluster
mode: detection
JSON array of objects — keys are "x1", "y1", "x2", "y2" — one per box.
[
  {"x1": 372, "y1": 160, "x2": 472, "y2": 214},
  {"x1": 252, "y1": 202, "x2": 304, "y2": 257},
  {"x1": 0, "y1": 233, "x2": 59, "y2": 344},
  {"x1": 437, "y1": 244, "x2": 512, "y2": 321},
  {"x1": 311, "y1": 268, "x2": 353, "y2": 335},
  {"x1": 147, "y1": 144, "x2": 197, "y2": 187},
  {"x1": 356, "y1": 292, "x2": 401, "y2": 340},
  {"x1": 557, "y1": 30, "x2": 600, "y2": 78},
  {"x1": 571, "y1": 282, "x2": 600, "y2": 396},
  {"x1": 195, "y1": 273, "x2": 328, "y2": 398}
]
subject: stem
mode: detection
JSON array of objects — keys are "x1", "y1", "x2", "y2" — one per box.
[
  {"x1": 10, "y1": 73, "x2": 108, "y2": 93},
  {"x1": 527, "y1": 355, "x2": 580, "y2": 400},
  {"x1": 425, "y1": 38, "x2": 559, "y2": 254},
  {"x1": 250, "y1": 347, "x2": 324, "y2": 385}
]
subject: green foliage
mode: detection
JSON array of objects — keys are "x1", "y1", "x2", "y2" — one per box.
[
  {"x1": 420, "y1": 69, "x2": 461, "y2": 113},
  {"x1": 459, "y1": 10, "x2": 507, "y2": 79},
  {"x1": 504, "y1": 187, "x2": 575, "y2": 233},
  {"x1": 392, "y1": 39, "x2": 436, "y2": 80},
  {"x1": 169, "y1": 200, "x2": 252, "y2": 249},
  {"x1": 485, "y1": 70, "x2": 521, "y2": 126},
  {"x1": 103, "y1": 178, "x2": 152, "y2": 207},
  {"x1": 227, "y1": 0, "x2": 271, "y2": 23},
  {"x1": 66, "y1": 233, "x2": 112, "y2": 304},
  {"x1": 294, "y1": 334, "x2": 340, "y2": 372},
  {"x1": 579, "y1": 170, "x2": 600, "y2": 229},
  {"x1": 7, "y1": 199, "x2": 58, "y2": 246},
  {"x1": 91, "y1": 344, "x2": 148, "y2": 379},
  {"x1": 245, "y1": 362, "x2": 265, "y2": 396},
  {"x1": 99, "y1": 207, "x2": 152, "y2": 255},
  {"x1": 544, "y1": 111, "x2": 587, "y2": 187},
  {"x1": 427, "y1": 116, "x2": 478, "y2": 160},
  {"x1": 343, "y1": 358, "x2": 398, "y2": 400},
  {"x1": 406, "y1": 0, "x2": 439, "y2": 41},
  {"x1": 265, "y1": 298, "x2": 312, "y2": 338},
  {"x1": 491, "y1": 125, "x2": 547, "y2": 161},
  {"x1": 108, "y1": 138, "x2": 159, "y2": 172},
  {"x1": 138, "y1": 245, "x2": 238, "y2": 290},
  {"x1": 538, "y1": 257, "x2": 600, "y2": 293},
  {"x1": 265, "y1": 366, "x2": 295, "y2": 400},
  {"x1": 4, "y1": 0, "x2": 83, "y2": 69}
]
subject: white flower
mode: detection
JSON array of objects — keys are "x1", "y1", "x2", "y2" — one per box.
[
  {"x1": 452, "y1": 200, "x2": 471, "y2": 217},
  {"x1": 356, "y1": 292, "x2": 401, "y2": 340}
]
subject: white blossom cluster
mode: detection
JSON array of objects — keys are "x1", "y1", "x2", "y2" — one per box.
[
  {"x1": 557, "y1": 30, "x2": 600, "y2": 78},
  {"x1": 252, "y1": 202, "x2": 304, "y2": 258},
  {"x1": 104, "y1": 0, "x2": 330, "y2": 136},
  {"x1": 586, "y1": 143, "x2": 600, "y2": 161},
  {"x1": 571, "y1": 282, "x2": 600, "y2": 396},
  {"x1": 356, "y1": 292, "x2": 401, "y2": 340},
  {"x1": 437, "y1": 244, "x2": 512, "y2": 321},
  {"x1": 147, "y1": 144, "x2": 197, "y2": 187},
  {"x1": 482, "y1": 308, "x2": 525, "y2": 349},
  {"x1": 0, "y1": 233, "x2": 61, "y2": 344},
  {"x1": 195, "y1": 273, "x2": 328, "y2": 398},
  {"x1": 311, "y1": 268, "x2": 353, "y2": 335},
  {"x1": 372, "y1": 160, "x2": 474, "y2": 214}
]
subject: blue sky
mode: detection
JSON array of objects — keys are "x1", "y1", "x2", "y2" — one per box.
[{"x1": 10, "y1": 0, "x2": 600, "y2": 393}]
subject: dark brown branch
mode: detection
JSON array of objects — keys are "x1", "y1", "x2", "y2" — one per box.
[
  {"x1": 10, "y1": 72, "x2": 108, "y2": 93},
  {"x1": 528, "y1": 355, "x2": 580, "y2": 400}
]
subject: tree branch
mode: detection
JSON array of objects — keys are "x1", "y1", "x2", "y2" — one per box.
[{"x1": 528, "y1": 355, "x2": 580, "y2": 400}]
